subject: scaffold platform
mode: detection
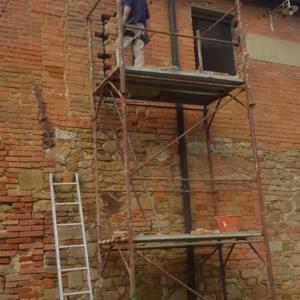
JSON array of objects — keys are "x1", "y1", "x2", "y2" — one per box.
[
  {"x1": 99, "y1": 231, "x2": 262, "y2": 247},
  {"x1": 108, "y1": 66, "x2": 245, "y2": 105}
]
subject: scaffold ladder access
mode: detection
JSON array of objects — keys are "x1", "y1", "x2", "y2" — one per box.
[{"x1": 49, "y1": 173, "x2": 94, "y2": 300}]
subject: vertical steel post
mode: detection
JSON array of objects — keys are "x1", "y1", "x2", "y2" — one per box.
[
  {"x1": 204, "y1": 105, "x2": 225, "y2": 299},
  {"x1": 218, "y1": 245, "x2": 227, "y2": 300},
  {"x1": 117, "y1": 0, "x2": 126, "y2": 93},
  {"x1": 236, "y1": 0, "x2": 277, "y2": 298},
  {"x1": 247, "y1": 100, "x2": 277, "y2": 300},
  {"x1": 246, "y1": 93, "x2": 277, "y2": 300},
  {"x1": 120, "y1": 92, "x2": 136, "y2": 300},
  {"x1": 116, "y1": 1, "x2": 136, "y2": 299},
  {"x1": 176, "y1": 107, "x2": 196, "y2": 300},
  {"x1": 168, "y1": 0, "x2": 196, "y2": 298},
  {"x1": 203, "y1": 106, "x2": 218, "y2": 217}
]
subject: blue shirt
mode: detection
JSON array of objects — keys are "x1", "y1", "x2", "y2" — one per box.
[{"x1": 123, "y1": 0, "x2": 150, "y2": 25}]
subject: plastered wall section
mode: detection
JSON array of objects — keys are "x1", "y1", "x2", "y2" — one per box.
[{"x1": 246, "y1": 33, "x2": 300, "y2": 67}]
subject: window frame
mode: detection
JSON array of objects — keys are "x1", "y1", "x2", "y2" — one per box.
[{"x1": 191, "y1": 6, "x2": 237, "y2": 75}]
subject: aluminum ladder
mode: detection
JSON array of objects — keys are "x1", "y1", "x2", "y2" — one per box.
[{"x1": 49, "y1": 173, "x2": 93, "y2": 300}]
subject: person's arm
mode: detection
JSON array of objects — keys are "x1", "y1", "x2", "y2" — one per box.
[
  {"x1": 145, "y1": 18, "x2": 150, "y2": 30},
  {"x1": 144, "y1": 2, "x2": 150, "y2": 44},
  {"x1": 145, "y1": 2, "x2": 150, "y2": 30},
  {"x1": 123, "y1": 4, "x2": 131, "y2": 25}
]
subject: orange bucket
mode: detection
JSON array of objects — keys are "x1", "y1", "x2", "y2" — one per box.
[{"x1": 217, "y1": 215, "x2": 241, "y2": 232}]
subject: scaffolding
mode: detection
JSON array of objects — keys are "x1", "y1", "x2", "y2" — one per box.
[{"x1": 87, "y1": 0, "x2": 277, "y2": 299}]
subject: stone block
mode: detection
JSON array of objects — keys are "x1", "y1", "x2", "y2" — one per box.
[
  {"x1": 187, "y1": 141, "x2": 207, "y2": 155},
  {"x1": 78, "y1": 169, "x2": 94, "y2": 183},
  {"x1": 102, "y1": 278, "x2": 113, "y2": 289},
  {"x1": 69, "y1": 247, "x2": 84, "y2": 259},
  {"x1": 19, "y1": 170, "x2": 43, "y2": 191},
  {"x1": 104, "y1": 39, "x2": 115, "y2": 56},
  {"x1": 227, "y1": 284, "x2": 241, "y2": 300},
  {"x1": 78, "y1": 160, "x2": 92, "y2": 168},
  {"x1": 241, "y1": 269, "x2": 256, "y2": 279},
  {"x1": 90, "y1": 268, "x2": 98, "y2": 281},
  {"x1": 62, "y1": 171, "x2": 74, "y2": 182},
  {"x1": 0, "y1": 264, "x2": 18, "y2": 276},
  {"x1": 0, "y1": 276, "x2": 4, "y2": 293},
  {"x1": 67, "y1": 149, "x2": 82, "y2": 171},
  {"x1": 104, "y1": 22, "x2": 117, "y2": 36},
  {"x1": 0, "y1": 204, "x2": 12, "y2": 213},
  {"x1": 104, "y1": 291, "x2": 119, "y2": 300},
  {"x1": 157, "y1": 151, "x2": 170, "y2": 162},
  {"x1": 68, "y1": 271, "x2": 83, "y2": 289},
  {"x1": 44, "y1": 264, "x2": 57, "y2": 275},
  {"x1": 269, "y1": 240, "x2": 283, "y2": 252},
  {"x1": 45, "y1": 143, "x2": 71, "y2": 163},
  {"x1": 102, "y1": 192, "x2": 123, "y2": 213},
  {"x1": 44, "y1": 288, "x2": 59, "y2": 300},
  {"x1": 55, "y1": 128, "x2": 76, "y2": 140},
  {"x1": 117, "y1": 286, "x2": 126, "y2": 296},
  {"x1": 253, "y1": 284, "x2": 267, "y2": 298},
  {"x1": 59, "y1": 227, "x2": 81, "y2": 241},
  {"x1": 33, "y1": 200, "x2": 51, "y2": 213},
  {"x1": 168, "y1": 195, "x2": 183, "y2": 209},
  {"x1": 293, "y1": 192, "x2": 300, "y2": 210},
  {"x1": 87, "y1": 243, "x2": 97, "y2": 257},
  {"x1": 146, "y1": 145, "x2": 170, "y2": 162},
  {"x1": 167, "y1": 289, "x2": 187, "y2": 300},
  {"x1": 102, "y1": 141, "x2": 117, "y2": 153},
  {"x1": 132, "y1": 195, "x2": 154, "y2": 210}
]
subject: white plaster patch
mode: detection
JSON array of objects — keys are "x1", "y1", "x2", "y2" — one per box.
[{"x1": 55, "y1": 128, "x2": 76, "y2": 140}]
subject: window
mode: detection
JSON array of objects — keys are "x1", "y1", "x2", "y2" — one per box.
[{"x1": 192, "y1": 7, "x2": 236, "y2": 75}]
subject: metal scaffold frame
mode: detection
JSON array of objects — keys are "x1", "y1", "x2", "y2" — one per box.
[{"x1": 87, "y1": 0, "x2": 277, "y2": 299}]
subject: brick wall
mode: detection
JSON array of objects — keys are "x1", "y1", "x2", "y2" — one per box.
[{"x1": 1, "y1": 0, "x2": 300, "y2": 299}]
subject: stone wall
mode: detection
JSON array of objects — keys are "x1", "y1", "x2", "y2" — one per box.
[
  {"x1": 0, "y1": 0, "x2": 300, "y2": 299},
  {"x1": 94, "y1": 94, "x2": 268, "y2": 299}
]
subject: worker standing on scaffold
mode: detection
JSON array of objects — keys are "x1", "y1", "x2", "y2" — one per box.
[{"x1": 121, "y1": 0, "x2": 150, "y2": 67}]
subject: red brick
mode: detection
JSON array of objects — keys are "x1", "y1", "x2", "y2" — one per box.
[
  {"x1": 20, "y1": 219, "x2": 43, "y2": 226},
  {"x1": 6, "y1": 238, "x2": 32, "y2": 244},
  {"x1": 0, "y1": 250, "x2": 17, "y2": 257},
  {"x1": 19, "y1": 242, "x2": 44, "y2": 250},
  {"x1": 7, "y1": 226, "x2": 31, "y2": 232},
  {"x1": 0, "y1": 244, "x2": 18, "y2": 250},
  {"x1": 44, "y1": 278, "x2": 56, "y2": 288},
  {"x1": 19, "y1": 231, "x2": 43, "y2": 237},
  {"x1": 0, "y1": 258, "x2": 10, "y2": 264}
]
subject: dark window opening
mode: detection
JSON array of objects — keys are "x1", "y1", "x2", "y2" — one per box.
[{"x1": 192, "y1": 8, "x2": 236, "y2": 75}]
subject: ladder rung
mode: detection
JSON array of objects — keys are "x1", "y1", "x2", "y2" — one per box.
[
  {"x1": 53, "y1": 182, "x2": 77, "y2": 186},
  {"x1": 55, "y1": 202, "x2": 79, "y2": 206},
  {"x1": 59, "y1": 244, "x2": 84, "y2": 249},
  {"x1": 64, "y1": 290, "x2": 90, "y2": 296},
  {"x1": 61, "y1": 267, "x2": 87, "y2": 272},
  {"x1": 57, "y1": 222, "x2": 82, "y2": 227}
]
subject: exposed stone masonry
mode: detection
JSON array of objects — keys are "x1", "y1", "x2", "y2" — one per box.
[{"x1": 1, "y1": 0, "x2": 300, "y2": 299}]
